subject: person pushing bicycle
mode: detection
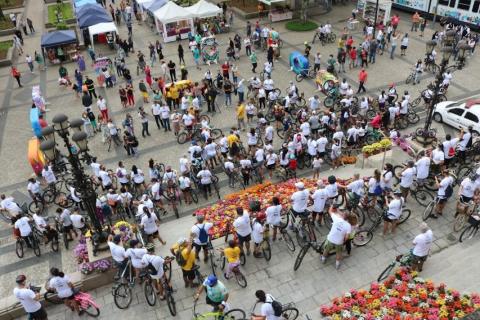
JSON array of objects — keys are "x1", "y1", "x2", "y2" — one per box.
[{"x1": 194, "y1": 274, "x2": 229, "y2": 311}]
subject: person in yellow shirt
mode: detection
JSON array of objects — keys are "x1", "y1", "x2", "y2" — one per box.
[
  {"x1": 170, "y1": 85, "x2": 180, "y2": 110},
  {"x1": 223, "y1": 239, "x2": 241, "y2": 279},
  {"x1": 236, "y1": 102, "x2": 246, "y2": 131},
  {"x1": 226, "y1": 130, "x2": 240, "y2": 159},
  {"x1": 170, "y1": 237, "x2": 197, "y2": 288}
]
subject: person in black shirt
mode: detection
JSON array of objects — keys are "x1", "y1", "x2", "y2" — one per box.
[
  {"x1": 168, "y1": 60, "x2": 176, "y2": 82},
  {"x1": 181, "y1": 66, "x2": 188, "y2": 80},
  {"x1": 207, "y1": 86, "x2": 217, "y2": 112},
  {"x1": 178, "y1": 44, "x2": 185, "y2": 65}
]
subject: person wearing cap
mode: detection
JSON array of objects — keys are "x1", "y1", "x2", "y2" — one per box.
[
  {"x1": 126, "y1": 239, "x2": 148, "y2": 282},
  {"x1": 233, "y1": 207, "x2": 252, "y2": 256},
  {"x1": 291, "y1": 182, "x2": 310, "y2": 219},
  {"x1": 252, "y1": 213, "x2": 266, "y2": 258},
  {"x1": 170, "y1": 237, "x2": 196, "y2": 287},
  {"x1": 194, "y1": 274, "x2": 229, "y2": 310},
  {"x1": 433, "y1": 170, "x2": 454, "y2": 218},
  {"x1": 383, "y1": 190, "x2": 404, "y2": 235},
  {"x1": 321, "y1": 205, "x2": 351, "y2": 269},
  {"x1": 411, "y1": 223, "x2": 433, "y2": 272},
  {"x1": 142, "y1": 244, "x2": 173, "y2": 299},
  {"x1": 108, "y1": 234, "x2": 127, "y2": 279},
  {"x1": 311, "y1": 180, "x2": 328, "y2": 225},
  {"x1": 14, "y1": 274, "x2": 47, "y2": 319}
]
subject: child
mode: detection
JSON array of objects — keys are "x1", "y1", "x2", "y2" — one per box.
[
  {"x1": 139, "y1": 80, "x2": 149, "y2": 103},
  {"x1": 252, "y1": 213, "x2": 265, "y2": 258},
  {"x1": 312, "y1": 156, "x2": 323, "y2": 180},
  {"x1": 223, "y1": 239, "x2": 241, "y2": 279}
]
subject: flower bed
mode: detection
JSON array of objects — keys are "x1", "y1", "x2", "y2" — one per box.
[
  {"x1": 362, "y1": 139, "x2": 392, "y2": 157},
  {"x1": 320, "y1": 267, "x2": 480, "y2": 320}
]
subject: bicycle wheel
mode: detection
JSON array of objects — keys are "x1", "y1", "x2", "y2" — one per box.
[
  {"x1": 144, "y1": 280, "x2": 157, "y2": 306},
  {"x1": 323, "y1": 97, "x2": 334, "y2": 108},
  {"x1": 377, "y1": 262, "x2": 396, "y2": 282},
  {"x1": 235, "y1": 271, "x2": 247, "y2": 288},
  {"x1": 166, "y1": 290, "x2": 177, "y2": 316},
  {"x1": 177, "y1": 132, "x2": 188, "y2": 144},
  {"x1": 82, "y1": 299, "x2": 100, "y2": 317},
  {"x1": 281, "y1": 307, "x2": 299, "y2": 320},
  {"x1": 293, "y1": 244, "x2": 309, "y2": 271},
  {"x1": 114, "y1": 283, "x2": 132, "y2": 309},
  {"x1": 44, "y1": 291, "x2": 63, "y2": 304},
  {"x1": 28, "y1": 201, "x2": 44, "y2": 214},
  {"x1": 422, "y1": 200, "x2": 435, "y2": 221},
  {"x1": 209, "y1": 251, "x2": 217, "y2": 275},
  {"x1": 32, "y1": 237, "x2": 41, "y2": 257},
  {"x1": 414, "y1": 189, "x2": 434, "y2": 207},
  {"x1": 366, "y1": 109, "x2": 376, "y2": 120},
  {"x1": 456, "y1": 166, "x2": 471, "y2": 184},
  {"x1": 200, "y1": 114, "x2": 210, "y2": 124},
  {"x1": 224, "y1": 308, "x2": 247, "y2": 320},
  {"x1": 191, "y1": 189, "x2": 199, "y2": 203},
  {"x1": 295, "y1": 227, "x2": 308, "y2": 248},
  {"x1": 164, "y1": 262, "x2": 172, "y2": 282},
  {"x1": 281, "y1": 229, "x2": 295, "y2": 252},
  {"x1": 15, "y1": 239, "x2": 24, "y2": 258},
  {"x1": 295, "y1": 97, "x2": 306, "y2": 107},
  {"x1": 407, "y1": 112, "x2": 420, "y2": 124},
  {"x1": 42, "y1": 189, "x2": 55, "y2": 204},
  {"x1": 459, "y1": 225, "x2": 477, "y2": 242},
  {"x1": 354, "y1": 207, "x2": 366, "y2": 228},
  {"x1": 211, "y1": 128, "x2": 223, "y2": 140},
  {"x1": 240, "y1": 252, "x2": 246, "y2": 265},
  {"x1": 398, "y1": 209, "x2": 411, "y2": 225},
  {"x1": 63, "y1": 232, "x2": 69, "y2": 250},
  {"x1": 424, "y1": 176, "x2": 438, "y2": 192},
  {"x1": 352, "y1": 230, "x2": 373, "y2": 247},
  {"x1": 405, "y1": 74, "x2": 413, "y2": 84},
  {"x1": 262, "y1": 240, "x2": 271, "y2": 261},
  {"x1": 453, "y1": 214, "x2": 468, "y2": 232}
]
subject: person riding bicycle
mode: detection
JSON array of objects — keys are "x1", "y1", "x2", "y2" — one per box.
[
  {"x1": 14, "y1": 214, "x2": 34, "y2": 247},
  {"x1": 194, "y1": 274, "x2": 229, "y2": 310},
  {"x1": 290, "y1": 182, "x2": 310, "y2": 220},
  {"x1": 14, "y1": 274, "x2": 48, "y2": 320},
  {"x1": 222, "y1": 239, "x2": 242, "y2": 279},
  {"x1": 27, "y1": 177, "x2": 43, "y2": 206},
  {"x1": 142, "y1": 243, "x2": 173, "y2": 300},
  {"x1": 421, "y1": 87, "x2": 433, "y2": 104},
  {"x1": 47, "y1": 267, "x2": 80, "y2": 314}
]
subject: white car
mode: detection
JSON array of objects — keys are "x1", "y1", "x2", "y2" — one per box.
[{"x1": 433, "y1": 99, "x2": 480, "y2": 135}]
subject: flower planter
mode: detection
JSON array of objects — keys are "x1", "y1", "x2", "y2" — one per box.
[{"x1": 0, "y1": 46, "x2": 14, "y2": 67}]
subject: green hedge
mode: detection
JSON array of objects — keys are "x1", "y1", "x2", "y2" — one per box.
[{"x1": 285, "y1": 20, "x2": 318, "y2": 32}]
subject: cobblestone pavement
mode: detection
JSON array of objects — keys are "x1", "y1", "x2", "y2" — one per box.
[{"x1": 1, "y1": 0, "x2": 480, "y2": 317}]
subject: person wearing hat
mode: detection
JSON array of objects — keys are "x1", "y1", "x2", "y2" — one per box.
[
  {"x1": 252, "y1": 213, "x2": 266, "y2": 258},
  {"x1": 411, "y1": 222, "x2": 433, "y2": 272},
  {"x1": 194, "y1": 274, "x2": 229, "y2": 310},
  {"x1": 383, "y1": 190, "x2": 404, "y2": 235},
  {"x1": 13, "y1": 274, "x2": 47, "y2": 319},
  {"x1": 142, "y1": 244, "x2": 173, "y2": 299},
  {"x1": 108, "y1": 234, "x2": 127, "y2": 279},
  {"x1": 125, "y1": 239, "x2": 148, "y2": 282},
  {"x1": 291, "y1": 182, "x2": 310, "y2": 219},
  {"x1": 170, "y1": 237, "x2": 196, "y2": 287}
]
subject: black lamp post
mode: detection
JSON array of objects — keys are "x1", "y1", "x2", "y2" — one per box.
[
  {"x1": 39, "y1": 114, "x2": 107, "y2": 255},
  {"x1": 415, "y1": 40, "x2": 454, "y2": 146},
  {"x1": 456, "y1": 43, "x2": 469, "y2": 70}
]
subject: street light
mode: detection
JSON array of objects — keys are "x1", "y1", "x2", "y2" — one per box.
[
  {"x1": 444, "y1": 30, "x2": 456, "y2": 46},
  {"x1": 457, "y1": 43, "x2": 469, "y2": 69},
  {"x1": 40, "y1": 115, "x2": 107, "y2": 255}
]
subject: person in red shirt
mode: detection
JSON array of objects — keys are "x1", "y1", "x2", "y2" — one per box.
[
  {"x1": 361, "y1": 49, "x2": 368, "y2": 67},
  {"x1": 346, "y1": 36, "x2": 354, "y2": 53},
  {"x1": 391, "y1": 14, "x2": 400, "y2": 31},
  {"x1": 358, "y1": 69, "x2": 368, "y2": 93},
  {"x1": 370, "y1": 112, "x2": 382, "y2": 129},
  {"x1": 221, "y1": 61, "x2": 230, "y2": 79},
  {"x1": 349, "y1": 47, "x2": 357, "y2": 69},
  {"x1": 38, "y1": 114, "x2": 48, "y2": 128}
]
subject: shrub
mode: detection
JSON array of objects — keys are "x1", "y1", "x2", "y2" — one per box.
[{"x1": 285, "y1": 20, "x2": 318, "y2": 32}]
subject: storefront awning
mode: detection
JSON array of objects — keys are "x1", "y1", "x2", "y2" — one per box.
[{"x1": 258, "y1": 0, "x2": 285, "y2": 5}]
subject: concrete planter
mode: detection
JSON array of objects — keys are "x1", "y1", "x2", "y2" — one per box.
[
  {"x1": 0, "y1": 46, "x2": 14, "y2": 67},
  {"x1": 44, "y1": 0, "x2": 60, "y2": 3},
  {"x1": 0, "y1": 12, "x2": 22, "y2": 37},
  {"x1": 1, "y1": 0, "x2": 25, "y2": 10}
]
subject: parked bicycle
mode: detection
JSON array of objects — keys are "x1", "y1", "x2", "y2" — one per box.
[
  {"x1": 377, "y1": 252, "x2": 414, "y2": 282},
  {"x1": 44, "y1": 288, "x2": 100, "y2": 317},
  {"x1": 459, "y1": 213, "x2": 480, "y2": 242},
  {"x1": 192, "y1": 300, "x2": 246, "y2": 320}
]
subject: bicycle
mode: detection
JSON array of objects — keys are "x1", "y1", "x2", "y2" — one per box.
[
  {"x1": 220, "y1": 252, "x2": 247, "y2": 288},
  {"x1": 405, "y1": 69, "x2": 416, "y2": 84},
  {"x1": 44, "y1": 288, "x2": 100, "y2": 317},
  {"x1": 454, "y1": 199, "x2": 478, "y2": 232},
  {"x1": 459, "y1": 214, "x2": 480, "y2": 242},
  {"x1": 293, "y1": 239, "x2": 324, "y2": 271},
  {"x1": 352, "y1": 207, "x2": 411, "y2": 246},
  {"x1": 192, "y1": 300, "x2": 246, "y2": 320},
  {"x1": 295, "y1": 68, "x2": 317, "y2": 82},
  {"x1": 112, "y1": 259, "x2": 136, "y2": 309},
  {"x1": 259, "y1": 225, "x2": 272, "y2": 261},
  {"x1": 54, "y1": 217, "x2": 71, "y2": 250},
  {"x1": 377, "y1": 252, "x2": 414, "y2": 282},
  {"x1": 144, "y1": 259, "x2": 176, "y2": 316},
  {"x1": 15, "y1": 231, "x2": 41, "y2": 258},
  {"x1": 280, "y1": 209, "x2": 315, "y2": 248}
]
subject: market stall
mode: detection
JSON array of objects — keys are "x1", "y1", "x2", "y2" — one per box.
[
  {"x1": 74, "y1": 0, "x2": 97, "y2": 8},
  {"x1": 77, "y1": 10, "x2": 112, "y2": 29},
  {"x1": 186, "y1": 0, "x2": 222, "y2": 18},
  {"x1": 153, "y1": 1, "x2": 194, "y2": 42},
  {"x1": 88, "y1": 22, "x2": 118, "y2": 50},
  {"x1": 75, "y1": 3, "x2": 106, "y2": 17},
  {"x1": 40, "y1": 30, "x2": 78, "y2": 64},
  {"x1": 356, "y1": 0, "x2": 391, "y2": 26},
  {"x1": 259, "y1": 0, "x2": 292, "y2": 22},
  {"x1": 93, "y1": 57, "x2": 115, "y2": 87}
]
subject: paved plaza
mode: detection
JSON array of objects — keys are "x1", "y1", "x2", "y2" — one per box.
[{"x1": 0, "y1": 0, "x2": 480, "y2": 319}]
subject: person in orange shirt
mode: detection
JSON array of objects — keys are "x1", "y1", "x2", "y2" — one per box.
[
  {"x1": 411, "y1": 12, "x2": 420, "y2": 32},
  {"x1": 357, "y1": 68, "x2": 367, "y2": 93}
]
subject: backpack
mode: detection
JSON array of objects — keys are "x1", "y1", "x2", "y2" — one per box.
[
  {"x1": 197, "y1": 225, "x2": 208, "y2": 244},
  {"x1": 268, "y1": 298, "x2": 283, "y2": 317},
  {"x1": 444, "y1": 183, "x2": 453, "y2": 198},
  {"x1": 174, "y1": 249, "x2": 187, "y2": 267}
]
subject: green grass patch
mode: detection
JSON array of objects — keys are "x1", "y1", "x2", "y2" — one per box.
[
  {"x1": 0, "y1": 0, "x2": 24, "y2": 9},
  {"x1": 285, "y1": 20, "x2": 318, "y2": 32},
  {"x1": 0, "y1": 40, "x2": 13, "y2": 59},
  {"x1": 47, "y1": 3, "x2": 74, "y2": 24},
  {"x1": 0, "y1": 16, "x2": 15, "y2": 31}
]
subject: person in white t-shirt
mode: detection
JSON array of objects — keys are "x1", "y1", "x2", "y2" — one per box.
[
  {"x1": 41, "y1": 165, "x2": 56, "y2": 186},
  {"x1": 431, "y1": 145, "x2": 445, "y2": 171},
  {"x1": 14, "y1": 215, "x2": 33, "y2": 239},
  {"x1": 311, "y1": 180, "x2": 328, "y2": 225},
  {"x1": 126, "y1": 240, "x2": 148, "y2": 281},
  {"x1": 142, "y1": 244, "x2": 173, "y2": 299},
  {"x1": 433, "y1": 170, "x2": 454, "y2": 218},
  {"x1": 197, "y1": 167, "x2": 213, "y2": 198},
  {"x1": 380, "y1": 163, "x2": 394, "y2": 193},
  {"x1": 140, "y1": 208, "x2": 166, "y2": 245},
  {"x1": 14, "y1": 275, "x2": 47, "y2": 319},
  {"x1": 70, "y1": 210, "x2": 86, "y2": 231},
  {"x1": 47, "y1": 268, "x2": 78, "y2": 313},
  {"x1": 415, "y1": 151, "x2": 431, "y2": 184},
  {"x1": 290, "y1": 182, "x2": 310, "y2": 218},
  {"x1": 441, "y1": 134, "x2": 459, "y2": 167},
  {"x1": 399, "y1": 161, "x2": 416, "y2": 201},
  {"x1": 383, "y1": 191, "x2": 404, "y2": 235},
  {"x1": 321, "y1": 206, "x2": 352, "y2": 269},
  {"x1": 251, "y1": 213, "x2": 266, "y2": 258},
  {"x1": 191, "y1": 214, "x2": 213, "y2": 261},
  {"x1": 457, "y1": 127, "x2": 473, "y2": 163},
  {"x1": 265, "y1": 197, "x2": 282, "y2": 240},
  {"x1": 252, "y1": 290, "x2": 281, "y2": 320},
  {"x1": 233, "y1": 207, "x2": 252, "y2": 255},
  {"x1": 411, "y1": 223, "x2": 433, "y2": 272},
  {"x1": 107, "y1": 234, "x2": 127, "y2": 277},
  {"x1": 0, "y1": 194, "x2": 22, "y2": 218}
]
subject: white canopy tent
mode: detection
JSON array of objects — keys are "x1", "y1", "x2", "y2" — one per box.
[
  {"x1": 186, "y1": 0, "x2": 222, "y2": 18},
  {"x1": 153, "y1": 2, "x2": 194, "y2": 42},
  {"x1": 137, "y1": 0, "x2": 154, "y2": 15},
  {"x1": 88, "y1": 22, "x2": 118, "y2": 50}
]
